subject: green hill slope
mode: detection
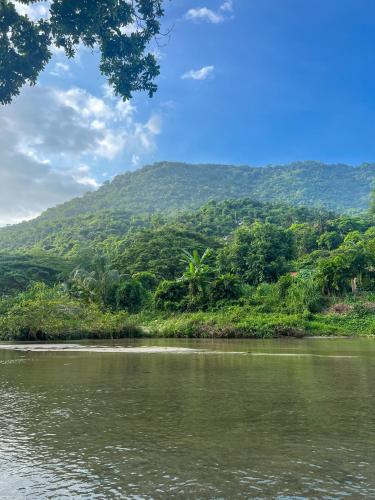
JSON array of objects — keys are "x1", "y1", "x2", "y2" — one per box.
[
  {"x1": 39, "y1": 160, "x2": 375, "y2": 220},
  {"x1": 0, "y1": 160, "x2": 374, "y2": 253}
]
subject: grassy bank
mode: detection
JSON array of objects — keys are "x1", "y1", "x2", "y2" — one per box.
[
  {"x1": 2, "y1": 304, "x2": 373, "y2": 341},
  {"x1": 0, "y1": 284, "x2": 374, "y2": 341},
  {"x1": 0, "y1": 308, "x2": 373, "y2": 341},
  {"x1": 137, "y1": 307, "x2": 375, "y2": 339},
  {"x1": 0, "y1": 284, "x2": 142, "y2": 341}
]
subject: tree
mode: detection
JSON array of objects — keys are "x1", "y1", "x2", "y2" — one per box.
[
  {"x1": 67, "y1": 254, "x2": 120, "y2": 308},
  {"x1": 154, "y1": 279, "x2": 188, "y2": 311},
  {"x1": 317, "y1": 238, "x2": 369, "y2": 295},
  {"x1": 114, "y1": 226, "x2": 216, "y2": 280},
  {"x1": 209, "y1": 273, "x2": 242, "y2": 303},
  {"x1": 370, "y1": 188, "x2": 375, "y2": 215},
  {"x1": 285, "y1": 271, "x2": 323, "y2": 313},
  {"x1": 218, "y1": 222, "x2": 294, "y2": 285},
  {"x1": 289, "y1": 223, "x2": 319, "y2": 257},
  {"x1": 0, "y1": 0, "x2": 164, "y2": 104},
  {"x1": 317, "y1": 231, "x2": 342, "y2": 251},
  {"x1": 132, "y1": 271, "x2": 158, "y2": 291},
  {"x1": 116, "y1": 278, "x2": 146, "y2": 312}
]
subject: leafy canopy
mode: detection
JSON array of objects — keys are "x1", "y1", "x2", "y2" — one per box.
[
  {"x1": 0, "y1": 0, "x2": 164, "y2": 104},
  {"x1": 218, "y1": 222, "x2": 295, "y2": 285}
]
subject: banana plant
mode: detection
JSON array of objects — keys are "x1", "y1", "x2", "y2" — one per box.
[
  {"x1": 180, "y1": 248, "x2": 212, "y2": 307},
  {"x1": 181, "y1": 248, "x2": 211, "y2": 278}
]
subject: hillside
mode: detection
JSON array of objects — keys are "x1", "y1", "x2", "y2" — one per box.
[
  {"x1": 0, "y1": 253, "x2": 72, "y2": 295},
  {"x1": 39, "y1": 161, "x2": 375, "y2": 220},
  {"x1": 0, "y1": 197, "x2": 334, "y2": 256},
  {"x1": 0, "y1": 160, "x2": 374, "y2": 253}
]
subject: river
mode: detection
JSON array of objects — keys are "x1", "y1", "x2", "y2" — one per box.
[{"x1": 0, "y1": 338, "x2": 374, "y2": 498}]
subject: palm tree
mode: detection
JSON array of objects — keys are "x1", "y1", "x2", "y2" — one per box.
[{"x1": 67, "y1": 255, "x2": 120, "y2": 308}]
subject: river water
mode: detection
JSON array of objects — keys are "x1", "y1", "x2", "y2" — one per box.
[{"x1": 0, "y1": 337, "x2": 374, "y2": 498}]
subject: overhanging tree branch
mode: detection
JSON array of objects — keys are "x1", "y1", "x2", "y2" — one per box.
[{"x1": 0, "y1": 0, "x2": 164, "y2": 104}]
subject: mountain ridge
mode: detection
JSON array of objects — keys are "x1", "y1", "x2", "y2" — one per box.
[
  {"x1": 0, "y1": 160, "x2": 374, "y2": 254},
  {"x1": 36, "y1": 160, "x2": 375, "y2": 223}
]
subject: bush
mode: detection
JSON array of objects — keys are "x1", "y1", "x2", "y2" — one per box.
[
  {"x1": 251, "y1": 283, "x2": 281, "y2": 312},
  {"x1": 286, "y1": 273, "x2": 324, "y2": 313},
  {"x1": 351, "y1": 302, "x2": 370, "y2": 318},
  {"x1": 209, "y1": 273, "x2": 242, "y2": 304},
  {"x1": 116, "y1": 279, "x2": 147, "y2": 313},
  {"x1": 276, "y1": 274, "x2": 294, "y2": 299},
  {"x1": 132, "y1": 271, "x2": 159, "y2": 291},
  {"x1": 0, "y1": 283, "x2": 140, "y2": 340},
  {"x1": 154, "y1": 280, "x2": 188, "y2": 311}
]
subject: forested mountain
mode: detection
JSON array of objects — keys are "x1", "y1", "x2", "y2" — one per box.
[
  {"x1": 0, "y1": 197, "x2": 333, "y2": 256},
  {"x1": 0, "y1": 160, "x2": 374, "y2": 253},
  {"x1": 40, "y1": 161, "x2": 375, "y2": 220}
]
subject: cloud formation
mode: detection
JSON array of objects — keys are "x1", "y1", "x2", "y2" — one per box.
[
  {"x1": 181, "y1": 66, "x2": 215, "y2": 80},
  {"x1": 50, "y1": 62, "x2": 70, "y2": 77},
  {"x1": 0, "y1": 85, "x2": 161, "y2": 225},
  {"x1": 220, "y1": 1, "x2": 234, "y2": 13},
  {"x1": 14, "y1": 0, "x2": 51, "y2": 20},
  {"x1": 185, "y1": 1, "x2": 233, "y2": 24}
]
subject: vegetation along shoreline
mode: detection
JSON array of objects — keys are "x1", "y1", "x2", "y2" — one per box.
[{"x1": 1, "y1": 163, "x2": 375, "y2": 341}]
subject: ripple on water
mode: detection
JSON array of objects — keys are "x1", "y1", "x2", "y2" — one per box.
[{"x1": 0, "y1": 342, "x2": 374, "y2": 498}]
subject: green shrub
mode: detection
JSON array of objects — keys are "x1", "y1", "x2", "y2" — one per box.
[
  {"x1": 0, "y1": 283, "x2": 140, "y2": 340},
  {"x1": 154, "y1": 280, "x2": 188, "y2": 311},
  {"x1": 276, "y1": 274, "x2": 294, "y2": 299},
  {"x1": 209, "y1": 273, "x2": 242, "y2": 303},
  {"x1": 351, "y1": 302, "x2": 370, "y2": 318},
  {"x1": 116, "y1": 279, "x2": 147, "y2": 313},
  {"x1": 252, "y1": 283, "x2": 281, "y2": 312},
  {"x1": 286, "y1": 273, "x2": 324, "y2": 313},
  {"x1": 132, "y1": 271, "x2": 159, "y2": 291}
]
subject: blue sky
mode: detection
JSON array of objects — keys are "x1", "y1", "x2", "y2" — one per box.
[
  {"x1": 155, "y1": 0, "x2": 375, "y2": 166},
  {"x1": 2, "y1": 0, "x2": 375, "y2": 224}
]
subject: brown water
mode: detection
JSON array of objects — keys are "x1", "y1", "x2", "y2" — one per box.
[{"x1": 0, "y1": 337, "x2": 375, "y2": 498}]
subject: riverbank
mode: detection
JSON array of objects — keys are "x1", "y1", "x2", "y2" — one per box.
[
  {"x1": 0, "y1": 302, "x2": 373, "y2": 340},
  {"x1": 137, "y1": 307, "x2": 374, "y2": 338}
]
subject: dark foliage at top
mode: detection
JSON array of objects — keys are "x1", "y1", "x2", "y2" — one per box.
[{"x1": 0, "y1": 0, "x2": 163, "y2": 104}]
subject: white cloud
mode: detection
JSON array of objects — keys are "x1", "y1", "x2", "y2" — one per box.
[
  {"x1": 50, "y1": 62, "x2": 70, "y2": 77},
  {"x1": 0, "y1": 85, "x2": 162, "y2": 225},
  {"x1": 74, "y1": 176, "x2": 99, "y2": 189},
  {"x1": 14, "y1": 1, "x2": 51, "y2": 21},
  {"x1": 181, "y1": 65, "x2": 215, "y2": 80},
  {"x1": 73, "y1": 165, "x2": 99, "y2": 189},
  {"x1": 186, "y1": 7, "x2": 223, "y2": 24},
  {"x1": 146, "y1": 115, "x2": 162, "y2": 135},
  {"x1": 220, "y1": 0, "x2": 233, "y2": 12},
  {"x1": 185, "y1": 1, "x2": 234, "y2": 24},
  {"x1": 57, "y1": 87, "x2": 113, "y2": 123}
]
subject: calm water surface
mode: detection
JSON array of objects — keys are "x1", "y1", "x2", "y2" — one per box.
[{"x1": 0, "y1": 337, "x2": 375, "y2": 498}]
